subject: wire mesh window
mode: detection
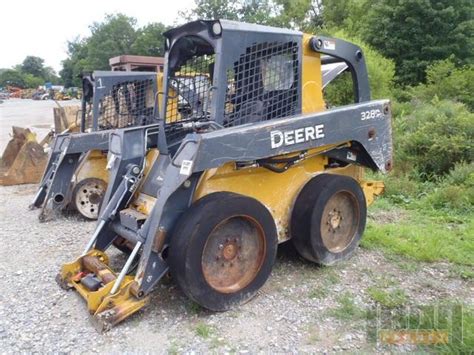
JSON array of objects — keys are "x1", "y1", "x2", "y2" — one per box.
[
  {"x1": 224, "y1": 41, "x2": 299, "y2": 127},
  {"x1": 165, "y1": 54, "x2": 214, "y2": 124},
  {"x1": 85, "y1": 78, "x2": 156, "y2": 131}
]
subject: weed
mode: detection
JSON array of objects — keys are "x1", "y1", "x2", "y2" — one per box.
[
  {"x1": 367, "y1": 287, "x2": 407, "y2": 308},
  {"x1": 185, "y1": 301, "x2": 202, "y2": 315},
  {"x1": 308, "y1": 286, "x2": 329, "y2": 299},
  {"x1": 330, "y1": 292, "x2": 365, "y2": 320},
  {"x1": 195, "y1": 323, "x2": 213, "y2": 338}
]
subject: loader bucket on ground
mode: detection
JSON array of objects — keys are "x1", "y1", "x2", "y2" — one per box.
[{"x1": 0, "y1": 127, "x2": 48, "y2": 186}]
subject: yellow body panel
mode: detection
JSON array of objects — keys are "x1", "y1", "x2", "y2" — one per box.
[
  {"x1": 75, "y1": 150, "x2": 109, "y2": 183},
  {"x1": 194, "y1": 158, "x2": 383, "y2": 242},
  {"x1": 302, "y1": 34, "x2": 325, "y2": 114}
]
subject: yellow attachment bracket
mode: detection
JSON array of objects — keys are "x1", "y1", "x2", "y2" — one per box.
[
  {"x1": 56, "y1": 249, "x2": 149, "y2": 332},
  {"x1": 360, "y1": 180, "x2": 385, "y2": 206}
]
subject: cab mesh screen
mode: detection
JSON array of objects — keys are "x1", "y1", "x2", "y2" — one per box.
[
  {"x1": 224, "y1": 41, "x2": 299, "y2": 127},
  {"x1": 87, "y1": 78, "x2": 156, "y2": 131},
  {"x1": 165, "y1": 54, "x2": 214, "y2": 124}
]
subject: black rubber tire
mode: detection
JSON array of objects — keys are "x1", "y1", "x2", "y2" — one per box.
[
  {"x1": 168, "y1": 192, "x2": 278, "y2": 311},
  {"x1": 291, "y1": 174, "x2": 367, "y2": 265}
]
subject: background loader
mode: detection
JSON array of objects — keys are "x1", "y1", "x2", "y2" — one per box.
[
  {"x1": 30, "y1": 71, "x2": 159, "y2": 221},
  {"x1": 57, "y1": 19, "x2": 393, "y2": 331}
]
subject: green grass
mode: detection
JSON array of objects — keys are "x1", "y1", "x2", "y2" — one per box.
[
  {"x1": 330, "y1": 292, "x2": 366, "y2": 320},
  {"x1": 308, "y1": 286, "x2": 329, "y2": 299},
  {"x1": 367, "y1": 287, "x2": 408, "y2": 308},
  {"x1": 195, "y1": 323, "x2": 214, "y2": 338},
  {"x1": 363, "y1": 198, "x2": 474, "y2": 265}
]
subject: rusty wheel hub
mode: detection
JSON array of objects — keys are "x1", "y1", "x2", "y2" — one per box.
[
  {"x1": 320, "y1": 191, "x2": 359, "y2": 253},
  {"x1": 75, "y1": 179, "x2": 106, "y2": 219},
  {"x1": 202, "y1": 216, "x2": 266, "y2": 293}
]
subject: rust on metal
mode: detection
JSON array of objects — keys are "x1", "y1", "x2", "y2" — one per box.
[
  {"x1": 320, "y1": 191, "x2": 359, "y2": 253},
  {"x1": 201, "y1": 216, "x2": 266, "y2": 294},
  {"x1": 152, "y1": 227, "x2": 167, "y2": 253}
]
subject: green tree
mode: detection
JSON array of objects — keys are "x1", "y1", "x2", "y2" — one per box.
[
  {"x1": 86, "y1": 14, "x2": 139, "y2": 70},
  {"x1": 361, "y1": 0, "x2": 474, "y2": 85},
  {"x1": 60, "y1": 14, "x2": 167, "y2": 87},
  {"x1": 410, "y1": 58, "x2": 474, "y2": 110},
  {"x1": 21, "y1": 56, "x2": 46, "y2": 78},
  {"x1": 0, "y1": 69, "x2": 25, "y2": 87},
  {"x1": 131, "y1": 23, "x2": 167, "y2": 57},
  {"x1": 181, "y1": 0, "x2": 240, "y2": 20}
]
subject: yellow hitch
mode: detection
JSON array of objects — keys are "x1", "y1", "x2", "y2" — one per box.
[{"x1": 56, "y1": 250, "x2": 149, "y2": 332}]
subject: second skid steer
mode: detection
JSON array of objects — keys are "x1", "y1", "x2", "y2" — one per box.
[
  {"x1": 30, "y1": 71, "x2": 159, "y2": 221},
  {"x1": 57, "y1": 20, "x2": 392, "y2": 331}
]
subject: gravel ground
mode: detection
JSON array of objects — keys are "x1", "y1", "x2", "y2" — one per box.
[{"x1": 0, "y1": 183, "x2": 472, "y2": 353}]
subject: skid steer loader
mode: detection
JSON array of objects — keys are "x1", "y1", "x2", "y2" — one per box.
[
  {"x1": 57, "y1": 20, "x2": 393, "y2": 331},
  {"x1": 30, "y1": 71, "x2": 159, "y2": 221}
]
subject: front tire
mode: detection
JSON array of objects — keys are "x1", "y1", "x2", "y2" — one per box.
[{"x1": 169, "y1": 192, "x2": 278, "y2": 311}]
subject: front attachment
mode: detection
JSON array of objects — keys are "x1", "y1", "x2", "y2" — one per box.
[{"x1": 56, "y1": 249, "x2": 149, "y2": 332}]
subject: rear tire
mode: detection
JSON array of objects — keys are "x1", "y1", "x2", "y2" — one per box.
[
  {"x1": 291, "y1": 174, "x2": 366, "y2": 265},
  {"x1": 169, "y1": 192, "x2": 278, "y2": 311}
]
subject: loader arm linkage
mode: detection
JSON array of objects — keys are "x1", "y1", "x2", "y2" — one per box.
[{"x1": 30, "y1": 131, "x2": 110, "y2": 221}]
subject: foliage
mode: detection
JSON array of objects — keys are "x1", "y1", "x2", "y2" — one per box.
[
  {"x1": 321, "y1": 0, "x2": 369, "y2": 35},
  {"x1": 367, "y1": 287, "x2": 407, "y2": 308},
  {"x1": 323, "y1": 31, "x2": 395, "y2": 106},
  {"x1": 181, "y1": 0, "x2": 322, "y2": 29},
  {"x1": 131, "y1": 23, "x2": 167, "y2": 57},
  {"x1": 0, "y1": 55, "x2": 59, "y2": 88},
  {"x1": 364, "y1": 202, "x2": 474, "y2": 265},
  {"x1": 21, "y1": 56, "x2": 46, "y2": 78},
  {"x1": 410, "y1": 58, "x2": 474, "y2": 111},
  {"x1": 60, "y1": 14, "x2": 167, "y2": 87},
  {"x1": 360, "y1": 0, "x2": 474, "y2": 85},
  {"x1": 0, "y1": 69, "x2": 26, "y2": 87},
  {"x1": 395, "y1": 99, "x2": 474, "y2": 179}
]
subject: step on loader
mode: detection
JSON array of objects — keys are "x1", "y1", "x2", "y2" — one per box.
[
  {"x1": 57, "y1": 20, "x2": 393, "y2": 331},
  {"x1": 30, "y1": 71, "x2": 159, "y2": 221}
]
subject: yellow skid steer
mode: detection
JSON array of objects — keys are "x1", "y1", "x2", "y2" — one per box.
[{"x1": 57, "y1": 20, "x2": 392, "y2": 331}]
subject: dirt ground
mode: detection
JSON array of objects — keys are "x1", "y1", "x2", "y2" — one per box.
[{"x1": 0, "y1": 100, "x2": 472, "y2": 353}]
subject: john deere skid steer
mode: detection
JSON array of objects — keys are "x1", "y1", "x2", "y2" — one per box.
[
  {"x1": 57, "y1": 20, "x2": 393, "y2": 331},
  {"x1": 30, "y1": 71, "x2": 159, "y2": 221}
]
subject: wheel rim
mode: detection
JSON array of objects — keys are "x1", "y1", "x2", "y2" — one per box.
[
  {"x1": 74, "y1": 179, "x2": 106, "y2": 219},
  {"x1": 320, "y1": 190, "x2": 360, "y2": 253},
  {"x1": 202, "y1": 216, "x2": 266, "y2": 294}
]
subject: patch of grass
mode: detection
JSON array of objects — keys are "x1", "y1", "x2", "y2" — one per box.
[
  {"x1": 185, "y1": 301, "x2": 202, "y2": 315},
  {"x1": 308, "y1": 286, "x2": 329, "y2": 299},
  {"x1": 367, "y1": 287, "x2": 408, "y2": 308},
  {"x1": 330, "y1": 292, "x2": 365, "y2": 320},
  {"x1": 363, "y1": 200, "x2": 474, "y2": 266},
  {"x1": 195, "y1": 323, "x2": 214, "y2": 339},
  {"x1": 449, "y1": 264, "x2": 474, "y2": 280}
]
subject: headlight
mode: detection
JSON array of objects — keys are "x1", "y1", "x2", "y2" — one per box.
[{"x1": 212, "y1": 21, "x2": 222, "y2": 36}]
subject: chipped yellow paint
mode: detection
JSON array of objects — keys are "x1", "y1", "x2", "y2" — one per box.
[{"x1": 302, "y1": 33, "x2": 325, "y2": 114}]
